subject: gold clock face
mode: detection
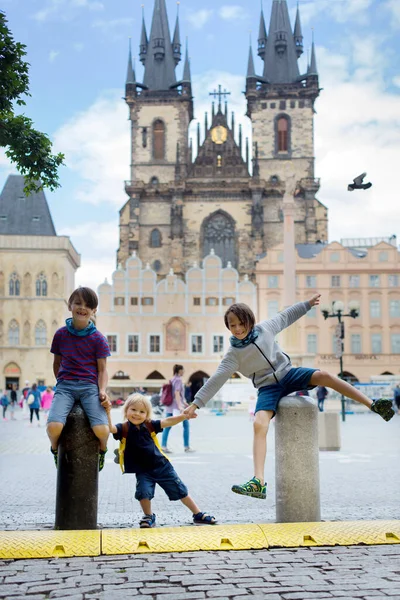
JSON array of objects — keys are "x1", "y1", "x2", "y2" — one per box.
[{"x1": 211, "y1": 125, "x2": 228, "y2": 145}]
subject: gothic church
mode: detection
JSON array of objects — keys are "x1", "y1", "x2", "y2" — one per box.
[{"x1": 117, "y1": 0, "x2": 328, "y2": 278}]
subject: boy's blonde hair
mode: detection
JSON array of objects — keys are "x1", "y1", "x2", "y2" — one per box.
[{"x1": 123, "y1": 393, "x2": 152, "y2": 420}]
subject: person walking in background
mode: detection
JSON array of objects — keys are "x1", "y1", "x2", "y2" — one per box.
[
  {"x1": 1, "y1": 390, "x2": 9, "y2": 420},
  {"x1": 21, "y1": 380, "x2": 30, "y2": 418},
  {"x1": 316, "y1": 385, "x2": 328, "y2": 412},
  {"x1": 394, "y1": 384, "x2": 400, "y2": 416},
  {"x1": 27, "y1": 383, "x2": 41, "y2": 426},
  {"x1": 161, "y1": 365, "x2": 194, "y2": 454},
  {"x1": 9, "y1": 384, "x2": 17, "y2": 420},
  {"x1": 41, "y1": 386, "x2": 54, "y2": 419}
]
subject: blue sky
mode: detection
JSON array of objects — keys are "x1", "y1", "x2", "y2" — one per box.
[{"x1": 1, "y1": 0, "x2": 400, "y2": 288}]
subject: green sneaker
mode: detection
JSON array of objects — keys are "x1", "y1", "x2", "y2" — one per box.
[
  {"x1": 371, "y1": 399, "x2": 395, "y2": 422},
  {"x1": 50, "y1": 447, "x2": 58, "y2": 468},
  {"x1": 231, "y1": 477, "x2": 266, "y2": 499},
  {"x1": 99, "y1": 448, "x2": 107, "y2": 471}
]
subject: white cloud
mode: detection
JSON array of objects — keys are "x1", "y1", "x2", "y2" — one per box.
[
  {"x1": 393, "y1": 76, "x2": 400, "y2": 88},
  {"x1": 53, "y1": 91, "x2": 130, "y2": 207},
  {"x1": 186, "y1": 9, "x2": 214, "y2": 30},
  {"x1": 75, "y1": 257, "x2": 115, "y2": 291},
  {"x1": 33, "y1": 0, "x2": 104, "y2": 22},
  {"x1": 219, "y1": 5, "x2": 248, "y2": 21},
  {"x1": 49, "y1": 50, "x2": 60, "y2": 63},
  {"x1": 385, "y1": 0, "x2": 400, "y2": 26},
  {"x1": 299, "y1": 0, "x2": 373, "y2": 26},
  {"x1": 314, "y1": 45, "x2": 400, "y2": 241}
]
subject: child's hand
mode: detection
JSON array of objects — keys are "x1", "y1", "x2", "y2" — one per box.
[
  {"x1": 101, "y1": 399, "x2": 112, "y2": 412},
  {"x1": 309, "y1": 293, "x2": 321, "y2": 307},
  {"x1": 184, "y1": 404, "x2": 198, "y2": 419}
]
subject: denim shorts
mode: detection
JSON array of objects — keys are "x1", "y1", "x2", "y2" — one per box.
[
  {"x1": 135, "y1": 461, "x2": 188, "y2": 501},
  {"x1": 47, "y1": 379, "x2": 108, "y2": 427},
  {"x1": 255, "y1": 367, "x2": 318, "y2": 415}
]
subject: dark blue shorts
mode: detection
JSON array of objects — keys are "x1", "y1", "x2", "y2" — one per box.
[
  {"x1": 255, "y1": 367, "x2": 318, "y2": 415},
  {"x1": 135, "y1": 461, "x2": 188, "y2": 502}
]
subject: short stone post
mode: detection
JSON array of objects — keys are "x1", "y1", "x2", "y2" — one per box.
[
  {"x1": 318, "y1": 412, "x2": 341, "y2": 451},
  {"x1": 55, "y1": 402, "x2": 99, "y2": 530},
  {"x1": 275, "y1": 395, "x2": 321, "y2": 523}
]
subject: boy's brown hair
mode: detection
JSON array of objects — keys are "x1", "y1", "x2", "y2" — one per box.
[
  {"x1": 68, "y1": 287, "x2": 98, "y2": 310},
  {"x1": 224, "y1": 303, "x2": 256, "y2": 332}
]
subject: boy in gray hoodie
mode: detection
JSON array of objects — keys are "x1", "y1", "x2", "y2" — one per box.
[{"x1": 184, "y1": 294, "x2": 394, "y2": 499}]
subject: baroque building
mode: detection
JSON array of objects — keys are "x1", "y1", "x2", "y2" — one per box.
[
  {"x1": 0, "y1": 175, "x2": 80, "y2": 390},
  {"x1": 117, "y1": 0, "x2": 328, "y2": 278}
]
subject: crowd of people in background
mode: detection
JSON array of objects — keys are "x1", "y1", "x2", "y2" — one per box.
[{"x1": 0, "y1": 381, "x2": 54, "y2": 424}]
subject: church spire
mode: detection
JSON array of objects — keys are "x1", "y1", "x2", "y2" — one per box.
[
  {"x1": 308, "y1": 35, "x2": 318, "y2": 76},
  {"x1": 247, "y1": 40, "x2": 256, "y2": 79},
  {"x1": 126, "y1": 39, "x2": 136, "y2": 84},
  {"x1": 172, "y1": 4, "x2": 181, "y2": 66},
  {"x1": 182, "y1": 42, "x2": 191, "y2": 82},
  {"x1": 262, "y1": 0, "x2": 300, "y2": 84},
  {"x1": 258, "y1": 8, "x2": 267, "y2": 60},
  {"x1": 139, "y1": 6, "x2": 148, "y2": 65},
  {"x1": 293, "y1": 3, "x2": 303, "y2": 58},
  {"x1": 143, "y1": 0, "x2": 177, "y2": 90}
]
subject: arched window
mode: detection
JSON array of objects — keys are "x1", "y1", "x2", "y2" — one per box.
[
  {"x1": 150, "y1": 228, "x2": 162, "y2": 248},
  {"x1": 36, "y1": 272, "x2": 47, "y2": 296},
  {"x1": 153, "y1": 120, "x2": 165, "y2": 160},
  {"x1": 150, "y1": 176, "x2": 159, "y2": 186},
  {"x1": 277, "y1": 117, "x2": 289, "y2": 152},
  {"x1": 153, "y1": 260, "x2": 162, "y2": 272},
  {"x1": 35, "y1": 320, "x2": 47, "y2": 346},
  {"x1": 8, "y1": 320, "x2": 19, "y2": 345},
  {"x1": 202, "y1": 210, "x2": 236, "y2": 267},
  {"x1": 9, "y1": 272, "x2": 20, "y2": 296}
]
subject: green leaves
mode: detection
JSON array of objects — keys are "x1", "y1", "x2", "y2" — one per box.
[{"x1": 0, "y1": 11, "x2": 64, "y2": 195}]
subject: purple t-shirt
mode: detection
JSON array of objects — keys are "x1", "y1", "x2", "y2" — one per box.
[
  {"x1": 170, "y1": 374, "x2": 184, "y2": 411},
  {"x1": 50, "y1": 327, "x2": 111, "y2": 385}
]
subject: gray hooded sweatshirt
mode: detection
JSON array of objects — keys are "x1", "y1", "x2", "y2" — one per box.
[{"x1": 194, "y1": 301, "x2": 311, "y2": 409}]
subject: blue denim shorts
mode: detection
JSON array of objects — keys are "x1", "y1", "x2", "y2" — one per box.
[
  {"x1": 255, "y1": 367, "x2": 318, "y2": 415},
  {"x1": 135, "y1": 461, "x2": 188, "y2": 501},
  {"x1": 47, "y1": 379, "x2": 108, "y2": 427}
]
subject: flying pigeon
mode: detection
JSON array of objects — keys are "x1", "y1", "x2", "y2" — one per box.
[{"x1": 348, "y1": 173, "x2": 372, "y2": 192}]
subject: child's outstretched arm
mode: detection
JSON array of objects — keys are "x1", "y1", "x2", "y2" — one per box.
[
  {"x1": 102, "y1": 400, "x2": 117, "y2": 434},
  {"x1": 184, "y1": 352, "x2": 239, "y2": 418},
  {"x1": 263, "y1": 293, "x2": 321, "y2": 336},
  {"x1": 160, "y1": 412, "x2": 196, "y2": 430}
]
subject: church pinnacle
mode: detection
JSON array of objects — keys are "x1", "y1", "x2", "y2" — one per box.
[{"x1": 142, "y1": 0, "x2": 177, "y2": 90}]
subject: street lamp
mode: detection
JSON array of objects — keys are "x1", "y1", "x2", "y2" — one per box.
[{"x1": 321, "y1": 300, "x2": 360, "y2": 422}]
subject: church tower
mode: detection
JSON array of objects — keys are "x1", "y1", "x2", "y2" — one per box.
[
  {"x1": 246, "y1": 0, "x2": 328, "y2": 246},
  {"x1": 118, "y1": 0, "x2": 193, "y2": 268}
]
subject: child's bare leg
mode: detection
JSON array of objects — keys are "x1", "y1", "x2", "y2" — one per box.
[
  {"x1": 92, "y1": 424, "x2": 109, "y2": 451},
  {"x1": 46, "y1": 422, "x2": 64, "y2": 450},
  {"x1": 139, "y1": 499, "x2": 152, "y2": 515},
  {"x1": 310, "y1": 371, "x2": 371, "y2": 408},
  {"x1": 180, "y1": 495, "x2": 201, "y2": 514},
  {"x1": 253, "y1": 410, "x2": 274, "y2": 484}
]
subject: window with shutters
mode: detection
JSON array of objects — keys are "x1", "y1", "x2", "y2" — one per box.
[{"x1": 153, "y1": 120, "x2": 165, "y2": 160}]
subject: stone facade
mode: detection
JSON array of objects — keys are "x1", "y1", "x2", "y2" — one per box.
[
  {"x1": 255, "y1": 240, "x2": 400, "y2": 383},
  {"x1": 0, "y1": 235, "x2": 80, "y2": 390},
  {"x1": 97, "y1": 252, "x2": 256, "y2": 396}
]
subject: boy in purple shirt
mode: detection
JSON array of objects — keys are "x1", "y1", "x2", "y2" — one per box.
[{"x1": 47, "y1": 287, "x2": 111, "y2": 470}]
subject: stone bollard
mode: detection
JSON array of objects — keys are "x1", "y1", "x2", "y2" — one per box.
[
  {"x1": 318, "y1": 412, "x2": 341, "y2": 451},
  {"x1": 275, "y1": 395, "x2": 321, "y2": 523},
  {"x1": 55, "y1": 402, "x2": 99, "y2": 530}
]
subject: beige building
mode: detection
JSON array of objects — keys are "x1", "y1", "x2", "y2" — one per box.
[
  {"x1": 0, "y1": 175, "x2": 80, "y2": 391},
  {"x1": 97, "y1": 252, "x2": 256, "y2": 397},
  {"x1": 256, "y1": 238, "x2": 400, "y2": 383}
]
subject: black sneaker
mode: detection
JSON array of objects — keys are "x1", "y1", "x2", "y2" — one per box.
[
  {"x1": 50, "y1": 447, "x2": 58, "y2": 468},
  {"x1": 371, "y1": 399, "x2": 395, "y2": 422},
  {"x1": 140, "y1": 513, "x2": 156, "y2": 528}
]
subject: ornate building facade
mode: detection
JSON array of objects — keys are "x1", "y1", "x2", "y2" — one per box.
[
  {"x1": 117, "y1": 0, "x2": 328, "y2": 278},
  {"x1": 0, "y1": 175, "x2": 80, "y2": 390},
  {"x1": 97, "y1": 252, "x2": 256, "y2": 396}
]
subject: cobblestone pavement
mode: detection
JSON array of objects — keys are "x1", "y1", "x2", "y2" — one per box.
[
  {"x1": 0, "y1": 407, "x2": 399, "y2": 529},
  {"x1": 1, "y1": 544, "x2": 400, "y2": 600}
]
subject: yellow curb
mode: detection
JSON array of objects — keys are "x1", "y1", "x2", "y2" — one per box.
[
  {"x1": 0, "y1": 530, "x2": 100, "y2": 559},
  {"x1": 0, "y1": 521, "x2": 399, "y2": 560}
]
